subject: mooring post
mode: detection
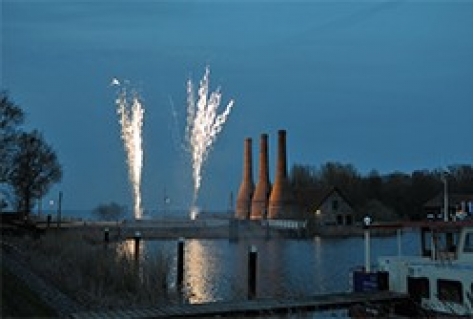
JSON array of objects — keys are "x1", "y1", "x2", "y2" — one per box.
[
  {"x1": 364, "y1": 229, "x2": 371, "y2": 272},
  {"x1": 177, "y1": 237, "x2": 185, "y2": 291},
  {"x1": 134, "y1": 231, "x2": 141, "y2": 261},
  {"x1": 248, "y1": 245, "x2": 257, "y2": 299},
  {"x1": 104, "y1": 228, "x2": 109, "y2": 244}
]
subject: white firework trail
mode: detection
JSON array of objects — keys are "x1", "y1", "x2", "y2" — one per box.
[
  {"x1": 185, "y1": 66, "x2": 234, "y2": 205},
  {"x1": 115, "y1": 82, "x2": 144, "y2": 219}
]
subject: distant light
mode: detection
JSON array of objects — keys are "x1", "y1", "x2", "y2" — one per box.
[{"x1": 364, "y1": 216, "x2": 372, "y2": 226}]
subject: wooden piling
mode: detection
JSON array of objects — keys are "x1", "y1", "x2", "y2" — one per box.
[
  {"x1": 177, "y1": 237, "x2": 184, "y2": 290},
  {"x1": 248, "y1": 245, "x2": 257, "y2": 299},
  {"x1": 134, "y1": 231, "x2": 141, "y2": 261},
  {"x1": 104, "y1": 228, "x2": 109, "y2": 243}
]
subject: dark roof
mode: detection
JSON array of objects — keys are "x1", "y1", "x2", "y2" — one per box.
[{"x1": 423, "y1": 193, "x2": 473, "y2": 208}]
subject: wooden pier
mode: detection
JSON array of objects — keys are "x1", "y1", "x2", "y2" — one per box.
[{"x1": 69, "y1": 291, "x2": 409, "y2": 318}]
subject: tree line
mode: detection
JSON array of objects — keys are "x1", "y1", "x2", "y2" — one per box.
[
  {"x1": 0, "y1": 92, "x2": 62, "y2": 214},
  {"x1": 289, "y1": 162, "x2": 473, "y2": 221}
]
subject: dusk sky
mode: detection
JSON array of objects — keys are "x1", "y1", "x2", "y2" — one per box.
[{"x1": 2, "y1": 0, "x2": 472, "y2": 216}]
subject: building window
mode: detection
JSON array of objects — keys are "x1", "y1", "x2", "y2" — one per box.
[
  {"x1": 437, "y1": 279, "x2": 463, "y2": 304},
  {"x1": 346, "y1": 215, "x2": 353, "y2": 225},
  {"x1": 336, "y1": 215, "x2": 343, "y2": 225},
  {"x1": 332, "y1": 199, "x2": 339, "y2": 211}
]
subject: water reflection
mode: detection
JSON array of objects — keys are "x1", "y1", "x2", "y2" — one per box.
[
  {"x1": 141, "y1": 232, "x2": 420, "y2": 304},
  {"x1": 184, "y1": 239, "x2": 237, "y2": 303},
  {"x1": 116, "y1": 238, "x2": 145, "y2": 261},
  {"x1": 115, "y1": 238, "x2": 147, "y2": 283},
  {"x1": 260, "y1": 240, "x2": 295, "y2": 297},
  {"x1": 312, "y1": 237, "x2": 325, "y2": 291},
  {"x1": 184, "y1": 240, "x2": 209, "y2": 302}
]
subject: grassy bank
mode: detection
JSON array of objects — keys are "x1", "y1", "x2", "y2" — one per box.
[{"x1": 4, "y1": 230, "x2": 172, "y2": 311}]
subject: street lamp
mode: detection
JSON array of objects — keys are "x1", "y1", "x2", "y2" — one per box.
[
  {"x1": 441, "y1": 172, "x2": 449, "y2": 222},
  {"x1": 363, "y1": 216, "x2": 372, "y2": 228},
  {"x1": 363, "y1": 216, "x2": 372, "y2": 272}
]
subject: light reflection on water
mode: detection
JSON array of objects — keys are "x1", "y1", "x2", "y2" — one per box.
[
  {"x1": 123, "y1": 232, "x2": 420, "y2": 304},
  {"x1": 185, "y1": 240, "x2": 225, "y2": 303},
  {"x1": 116, "y1": 238, "x2": 140, "y2": 258}
]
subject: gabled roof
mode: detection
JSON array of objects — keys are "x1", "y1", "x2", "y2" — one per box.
[{"x1": 314, "y1": 186, "x2": 354, "y2": 210}]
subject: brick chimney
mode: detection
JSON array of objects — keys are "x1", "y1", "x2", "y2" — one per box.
[
  {"x1": 250, "y1": 134, "x2": 272, "y2": 220},
  {"x1": 268, "y1": 130, "x2": 293, "y2": 219},
  {"x1": 235, "y1": 137, "x2": 254, "y2": 219}
]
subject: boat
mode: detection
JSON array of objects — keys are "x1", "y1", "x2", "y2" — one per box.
[{"x1": 352, "y1": 219, "x2": 473, "y2": 317}]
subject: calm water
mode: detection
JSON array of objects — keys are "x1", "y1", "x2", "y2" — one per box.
[{"x1": 137, "y1": 231, "x2": 420, "y2": 304}]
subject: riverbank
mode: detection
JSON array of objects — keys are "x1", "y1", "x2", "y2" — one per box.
[
  {"x1": 313, "y1": 225, "x2": 397, "y2": 238},
  {"x1": 27, "y1": 219, "x2": 292, "y2": 240},
  {"x1": 27, "y1": 218, "x2": 398, "y2": 240},
  {"x1": 3, "y1": 212, "x2": 399, "y2": 240}
]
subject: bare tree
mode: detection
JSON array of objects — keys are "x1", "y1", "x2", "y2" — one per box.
[
  {"x1": 93, "y1": 202, "x2": 126, "y2": 221},
  {"x1": 0, "y1": 91, "x2": 25, "y2": 183},
  {"x1": 9, "y1": 130, "x2": 62, "y2": 214}
]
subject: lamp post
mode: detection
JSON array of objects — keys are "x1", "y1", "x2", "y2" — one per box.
[
  {"x1": 56, "y1": 191, "x2": 62, "y2": 229},
  {"x1": 363, "y1": 216, "x2": 372, "y2": 272},
  {"x1": 48, "y1": 199, "x2": 54, "y2": 228},
  {"x1": 441, "y1": 173, "x2": 449, "y2": 222}
]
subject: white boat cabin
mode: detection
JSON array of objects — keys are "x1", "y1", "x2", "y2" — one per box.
[{"x1": 376, "y1": 221, "x2": 473, "y2": 317}]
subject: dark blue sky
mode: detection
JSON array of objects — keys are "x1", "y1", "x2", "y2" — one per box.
[{"x1": 3, "y1": 0, "x2": 472, "y2": 215}]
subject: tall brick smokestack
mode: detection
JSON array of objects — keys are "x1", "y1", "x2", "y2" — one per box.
[
  {"x1": 235, "y1": 138, "x2": 254, "y2": 219},
  {"x1": 250, "y1": 134, "x2": 271, "y2": 220},
  {"x1": 268, "y1": 130, "x2": 293, "y2": 219}
]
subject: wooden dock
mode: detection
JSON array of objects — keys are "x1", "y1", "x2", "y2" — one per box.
[{"x1": 69, "y1": 291, "x2": 409, "y2": 318}]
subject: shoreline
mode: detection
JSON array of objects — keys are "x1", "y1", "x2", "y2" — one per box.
[{"x1": 3, "y1": 215, "x2": 400, "y2": 240}]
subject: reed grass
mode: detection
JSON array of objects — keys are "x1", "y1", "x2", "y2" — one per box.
[{"x1": 10, "y1": 230, "x2": 172, "y2": 310}]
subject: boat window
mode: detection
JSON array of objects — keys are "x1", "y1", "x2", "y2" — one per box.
[
  {"x1": 445, "y1": 232, "x2": 457, "y2": 252},
  {"x1": 463, "y1": 232, "x2": 473, "y2": 253},
  {"x1": 421, "y1": 229, "x2": 432, "y2": 257},
  {"x1": 436, "y1": 232, "x2": 458, "y2": 252},
  {"x1": 437, "y1": 279, "x2": 463, "y2": 304}
]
